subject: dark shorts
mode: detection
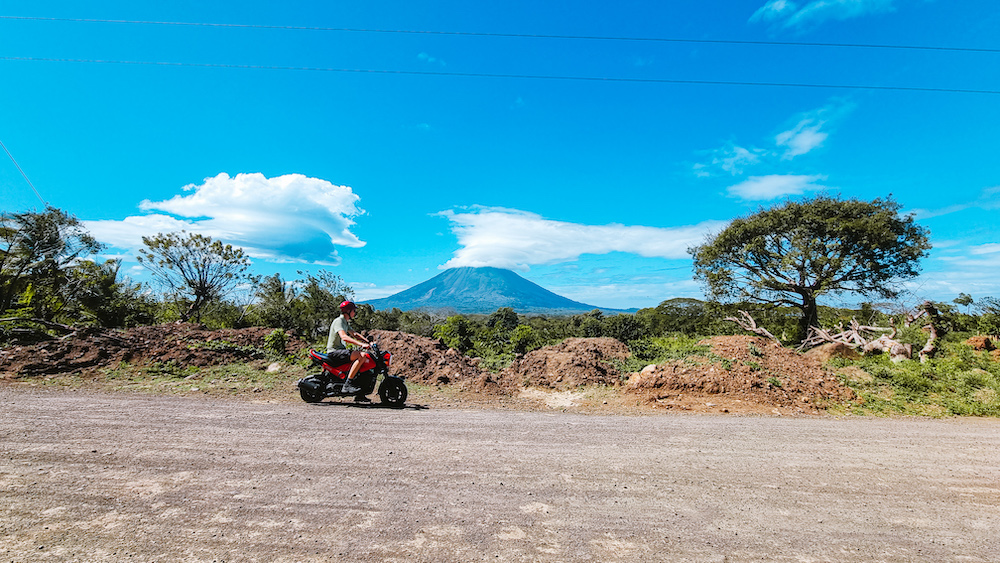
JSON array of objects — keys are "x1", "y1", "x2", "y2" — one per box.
[{"x1": 325, "y1": 349, "x2": 353, "y2": 367}]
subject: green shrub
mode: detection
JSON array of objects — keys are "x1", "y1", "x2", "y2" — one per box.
[{"x1": 263, "y1": 329, "x2": 287, "y2": 360}]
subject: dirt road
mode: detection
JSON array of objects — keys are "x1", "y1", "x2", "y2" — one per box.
[{"x1": 3, "y1": 388, "x2": 999, "y2": 562}]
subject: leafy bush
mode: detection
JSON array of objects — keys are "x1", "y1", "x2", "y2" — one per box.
[{"x1": 263, "y1": 329, "x2": 287, "y2": 360}]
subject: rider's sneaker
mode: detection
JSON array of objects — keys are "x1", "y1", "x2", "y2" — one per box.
[
  {"x1": 353, "y1": 395, "x2": 372, "y2": 403},
  {"x1": 341, "y1": 379, "x2": 362, "y2": 394}
]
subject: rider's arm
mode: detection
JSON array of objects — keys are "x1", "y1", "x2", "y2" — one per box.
[
  {"x1": 338, "y1": 329, "x2": 369, "y2": 348},
  {"x1": 349, "y1": 330, "x2": 372, "y2": 347}
]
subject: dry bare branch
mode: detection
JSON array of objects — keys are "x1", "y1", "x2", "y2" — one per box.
[{"x1": 724, "y1": 310, "x2": 780, "y2": 342}]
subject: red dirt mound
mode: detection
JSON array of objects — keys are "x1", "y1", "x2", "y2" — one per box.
[
  {"x1": 966, "y1": 336, "x2": 995, "y2": 351},
  {"x1": 500, "y1": 337, "x2": 631, "y2": 389},
  {"x1": 0, "y1": 324, "x2": 308, "y2": 378},
  {"x1": 625, "y1": 335, "x2": 855, "y2": 414},
  {"x1": 366, "y1": 330, "x2": 497, "y2": 391}
]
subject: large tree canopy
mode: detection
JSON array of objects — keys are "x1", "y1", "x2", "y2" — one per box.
[
  {"x1": 138, "y1": 231, "x2": 251, "y2": 322},
  {"x1": 689, "y1": 196, "x2": 931, "y2": 340}
]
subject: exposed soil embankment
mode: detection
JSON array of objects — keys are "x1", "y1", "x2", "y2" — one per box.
[
  {"x1": 366, "y1": 329, "x2": 502, "y2": 393},
  {"x1": 2, "y1": 325, "x2": 859, "y2": 414},
  {"x1": 0, "y1": 324, "x2": 310, "y2": 378},
  {"x1": 500, "y1": 337, "x2": 631, "y2": 388},
  {"x1": 625, "y1": 336, "x2": 856, "y2": 414}
]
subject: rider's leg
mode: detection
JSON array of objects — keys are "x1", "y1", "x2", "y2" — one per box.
[{"x1": 342, "y1": 350, "x2": 366, "y2": 394}]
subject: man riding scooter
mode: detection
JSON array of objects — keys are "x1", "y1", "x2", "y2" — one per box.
[{"x1": 326, "y1": 300, "x2": 373, "y2": 401}]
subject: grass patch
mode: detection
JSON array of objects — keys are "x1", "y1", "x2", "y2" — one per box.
[
  {"x1": 828, "y1": 341, "x2": 1000, "y2": 417},
  {"x1": 615, "y1": 335, "x2": 730, "y2": 374},
  {"x1": 31, "y1": 360, "x2": 308, "y2": 398}
]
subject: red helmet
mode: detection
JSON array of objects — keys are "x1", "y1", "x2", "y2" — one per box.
[{"x1": 339, "y1": 300, "x2": 357, "y2": 314}]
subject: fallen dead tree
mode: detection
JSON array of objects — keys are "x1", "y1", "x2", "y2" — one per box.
[
  {"x1": 798, "y1": 318, "x2": 912, "y2": 362},
  {"x1": 797, "y1": 301, "x2": 951, "y2": 364},
  {"x1": 910, "y1": 301, "x2": 947, "y2": 363}
]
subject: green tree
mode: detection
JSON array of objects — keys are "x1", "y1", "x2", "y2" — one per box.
[
  {"x1": 138, "y1": 231, "x2": 251, "y2": 323},
  {"x1": 636, "y1": 298, "x2": 718, "y2": 336},
  {"x1": 601, "y1": 313, "x2": 648, "y2": 344},
  {"x1": 296, "y1": 270, "x2": 353, "y2": 339},
  {"x1": 366, "y1": 307, "x2": 403, "y2": 331},
  {"x1": 397, "y1": 310, "x2": 436, "y2": 337},
  {"x1": 251, "y1": 273, "x2": 302, "y2": 330},
  {"x1": 510, "y1": 324, "x2": 544, "y2": 355},
  {"x1": 689, "y1": 196, "x2": 931, "y2": 341},
  {"x1": 978, "y1": 297, "x2": 1000, "y2": 336},
  {"x1": 954, "y1": 293, "x2": 974, "y2": 314},
  {"x1": 68, "y1": 259, "x2": 157, "y2": 327},
  {"x1": 0, "y1": 207, "x2": 103, "y2": 320},
  {"x1": 434, "y1": 315, "x2": 475, "y2": 353},
  {"x1": 486, "y1": 307, "x2": 519, "y2": 333}
]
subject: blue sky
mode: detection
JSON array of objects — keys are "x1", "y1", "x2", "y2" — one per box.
[{"x1": 1, "y1": 0, "x2": 998, "y2": 311}]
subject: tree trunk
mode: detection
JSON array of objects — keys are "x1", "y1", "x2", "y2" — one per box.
[{"x1": 797, "y1": 293, "x2": 819, "y2": 343}]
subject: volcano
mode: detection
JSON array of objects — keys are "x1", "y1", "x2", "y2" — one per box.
[{"x1": 363, "y1": 267, "x2": 608, "y2": 315}]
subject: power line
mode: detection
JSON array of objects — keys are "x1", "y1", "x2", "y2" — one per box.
[
  {"x1": 0, "y1": 137, "x2": 47, "y2": 207},
  {"x1": 2, "y1": 15, "x2": 998, "y2": 55},
  {"x1": 3, "y1": 56, "x2": 999, "y2": 95}
]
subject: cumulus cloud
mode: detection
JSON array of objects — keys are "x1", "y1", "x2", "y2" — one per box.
[
  {"x1": 85, "y1": 172, "x2": 365, "y2": 264},
  {"x1": 437, "y1": 207, "x2": 725, "y2": 271},
  {"x1": 750, "y1": 0, "x2": 895, "y2": 29},
  {"x1": 726, "y1": 174, "x2": 829, "y2": 200}
]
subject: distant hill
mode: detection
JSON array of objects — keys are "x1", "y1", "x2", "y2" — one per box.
[{"x1": 363, "y1": 267, "x2": 625, "y2": 315}]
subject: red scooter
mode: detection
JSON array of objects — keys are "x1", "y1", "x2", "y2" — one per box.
[{"x1": 297, "y1": 342, "x2": 407, "y2": 408}]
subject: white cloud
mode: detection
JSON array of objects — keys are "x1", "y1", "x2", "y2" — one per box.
[
  {"x1": 695, "y1": 100, "x2": 851, "y2": 177},
  {"x1": 437, "y1": 207, "x2": 726, "y2": 271},
  {"x1": 695, "y1": 144, "x2": 767, "y2": 177},
  {"x1": 727, "y1": 174, "x2": 829, "y2": 200},
  {"x1": 751, "y1": 0, "x2": 895, "y2": 29},
  {"x1": 970, "y1": 243, "x2": 1000, "y2": 255},
  {"x1": 750, "y1": 0, "x2": 800, "y2": 23},
  {"x1": 352, "y1": 282, "x2": 411, "y2": 301},
  {"x1": 417, "y1": 52, "x2": 446, "y2": 66},
  {"x1": 909, "y1": 186, "x2": 1000, "y2": 219},
  {"x1": 776, "y1": 119, "x2": 828, "y2": 158},
  {"x1": 554, "y1": 279, "x2": 705, "y2": 309},
  {"x1": 85, "y1": 172, "x2": 365, "y2": 264},
  {"x1": 903, "y1": 261, "x2": 1000, "y2": 305}
]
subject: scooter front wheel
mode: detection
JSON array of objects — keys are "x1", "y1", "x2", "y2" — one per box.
[{"x1": 378, "y1": 378, "x2": 407, "y2": 408}]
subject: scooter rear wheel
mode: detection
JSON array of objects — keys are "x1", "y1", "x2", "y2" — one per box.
[
  {"x1": 298, "y1": 377, "x2": 325, "y2": 403},
  {"x1": 378, "y1": 378, "x2": 407, "y2": 408}
]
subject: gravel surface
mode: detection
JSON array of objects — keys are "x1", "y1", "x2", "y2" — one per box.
[{"x1": 2, "y1": 387, "x2": 999, "y2": 562}]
